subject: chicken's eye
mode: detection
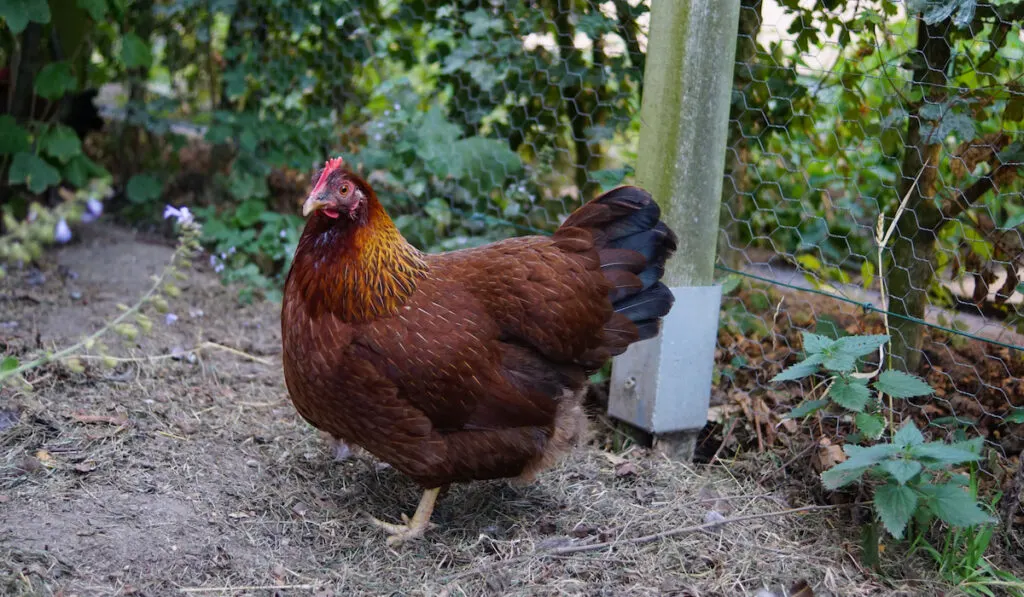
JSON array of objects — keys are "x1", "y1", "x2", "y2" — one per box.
[{"x1": 339, "y1": 182, "x2": 352, "y2": 196}]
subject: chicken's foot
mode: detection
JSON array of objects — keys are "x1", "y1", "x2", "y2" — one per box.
[{"x1": 369, "y1": 487, "x2": 440, "y2": 546}]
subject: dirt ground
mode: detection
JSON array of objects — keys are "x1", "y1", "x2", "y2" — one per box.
[{"x1": 0, "y1": 223, "x2": 977, "y2": 596}]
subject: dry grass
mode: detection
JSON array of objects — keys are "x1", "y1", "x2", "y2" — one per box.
[{"x1": 0, "y1": 224, "x2": 956, "y2": 596}]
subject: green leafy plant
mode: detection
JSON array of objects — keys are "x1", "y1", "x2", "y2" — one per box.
[
  {"x1": 908, "y1": 490, "x2": 1024, "y2": 597},
  {"x1": 773, "y1": 331, "x2": 995, "y2": 545}
]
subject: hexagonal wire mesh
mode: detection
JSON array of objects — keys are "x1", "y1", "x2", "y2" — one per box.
[
  {"x1": 206, "y1": 0, "x2": 648, "y2": 249},
  {"x1": 716, "y1": 0, "x2": 1024, "y2": 468},
  {"x1": 137, "y1": 2, "x2": 1022, "y2": 465}
]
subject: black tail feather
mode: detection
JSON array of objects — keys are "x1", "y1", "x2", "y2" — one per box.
[
  {"x1": 613, "y1": 282, "x2": 674, "y2": 323},
  {"x1": 559, "y1": 185, "x2": 678, "y2": 343}
]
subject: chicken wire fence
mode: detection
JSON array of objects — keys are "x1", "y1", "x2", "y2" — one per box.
[
  {"x1": 115, "y1": 2, "x2": 1023, "y2": 456},
  {"x1": 714, "y1": 0, "x2": 1024, "y2": 463}
]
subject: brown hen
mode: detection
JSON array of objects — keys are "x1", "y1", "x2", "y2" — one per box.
[{"x1": 282, "y1": 157, "x2": 677, "y2": 544}]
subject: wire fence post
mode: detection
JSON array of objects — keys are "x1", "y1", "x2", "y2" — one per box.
[{"x1": 608, "y1": 0, "x2": 741, "y2": 459}]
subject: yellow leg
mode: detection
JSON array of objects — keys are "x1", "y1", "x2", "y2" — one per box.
[{"x1": 369, "y1": 487, "x2": 441, "y2": 546}]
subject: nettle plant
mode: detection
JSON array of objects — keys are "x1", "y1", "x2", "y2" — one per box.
[{"x1": 773, "y1": 332, "x2": 994, "y2": 540}]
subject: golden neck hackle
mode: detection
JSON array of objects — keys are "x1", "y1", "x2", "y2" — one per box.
[{"x1": 292, "y1": 198, "x2": 428, "y2": 323}]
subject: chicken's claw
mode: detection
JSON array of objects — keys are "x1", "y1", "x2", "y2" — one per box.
[{"x1": 368, "y1": 487, "x2": 441, "y2": 546}]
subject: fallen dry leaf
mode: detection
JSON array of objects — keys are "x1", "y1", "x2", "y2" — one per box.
[
  {"x1": 615, "y1": 462, "x2": 639, "y2": 477},
  {"x1": 72, "y1": 413, "x2": 129, "y2": 426},
  {"x1": 814, "y1": 438, "x2": 846, "y2": 472},
  {"x1": 74, "y1": 461, "x2": 98, "y2": 473},
  {"x1": 789, "y1": 579, "x2": 814, "y2": 597},
  {"x1": 601, "y1": 451, "x2": 627, "y2": 466}
]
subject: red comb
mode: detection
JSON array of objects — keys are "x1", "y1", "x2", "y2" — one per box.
[{"x1": 312, "y1": 156, "x2": 345, "y2": 195}]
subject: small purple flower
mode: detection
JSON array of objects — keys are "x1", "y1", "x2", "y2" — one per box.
[
  {"x1": 393, "y1": 103, "x2": 400, "y2": 111},
  {"x1": 81, "y1": 197, "x2": 104, "y2": 223},
  {"x1": 165, "y1": 313, "x2": 179, "y2": 325},
  {"x1": 228, "y1": 246, "x2": 236, "y2": 255},
  {"x1": 279, "y1": 229, "x2": 287, "y2": 239},
  {"x1": 374, "y1": 133, "x2": 383, "y2": 142},
  {"x1": 163, "y1": 205, "x2": 194, "y2": 225},
  {"x1": 54, "y1": 219, "x2": 72, "y2": 244},
  {"x1": 214, "y1": 263, "x2": 225, "y2": 274}
]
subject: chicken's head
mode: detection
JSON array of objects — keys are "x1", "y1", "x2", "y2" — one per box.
[{"x1": 302, "y1": 157, "x2": 369, "y2": 221}]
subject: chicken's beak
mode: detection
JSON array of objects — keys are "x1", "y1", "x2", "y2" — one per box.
[{"x1": 302, "y1": 196, "x2": 331, "y2": 217}]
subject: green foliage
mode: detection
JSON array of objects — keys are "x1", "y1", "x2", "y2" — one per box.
[
  {"x1": 195, "y1": 201, "x2": 303, "y2": 303},
  {"x1": 0, "y1": 0, "x2": 50, "y2": 34},
  {"x1": 728, "y1": 0, "x2": 1024, "y2": 330},
  {"x1": 908, "y1": 493, "x2": 1024, "y2": 597},
  {"x1": 775, "y1": 331, "x2": 995, "y2": 545}
]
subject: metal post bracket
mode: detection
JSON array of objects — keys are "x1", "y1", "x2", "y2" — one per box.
[{"x1": 608, "y1": 284, "x2": 723, "y2": 435}]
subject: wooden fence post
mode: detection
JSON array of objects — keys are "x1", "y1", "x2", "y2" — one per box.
[{"x1": 608, "y1": 0, "x2": 741, "y2": 459}]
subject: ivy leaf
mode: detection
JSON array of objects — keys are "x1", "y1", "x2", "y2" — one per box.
[
  {"x1": 423, "y1": 198, "x2": 452, "y2": 228},
  {"x1": 879, "y1": 459, "x2": 923, "y2": 485},
  {"x1": 39, "y1": 125, "x2": 82, "y2": 163},
  {"x1": 919, "y1": 483, "x2": 995, "y2": 528},
  {"x1": 0, "y1": 115, "x2": 29, "y2": 154},
  {"x1": 34, "y1": 61, "x2": 76, "y2": 100},
  {"x1": 875, "y1": 482, "x2": 918, "y2": 538},
  {"x1": 591, "y1": 167, "x2": 634, "y2": 192},
  {"x1": 449, "y1": 137, "x2": 522, "y2": 194},
  {"x1": 1007, "y1": 409, "x2": 1024, "y2": 424},
  {"x1": 874, "y1": 370, "x2": 933, "y2": 398},
  {"x1": 9, "y1": 152, "x2": 60, "y2": 193},
  {"x1": 801, "y1": 331, "x2": 835, "y2": 355},
  {"x1": 77, "y1": 0, "x2": 107, "y2": 20},
  {"x1": 786, "y1": 398, "x2": 829, "y2": 419},
  {"x1": 907, "y1": 0, "x2": 976, "y2": 28},
  {"x1": 829, "y1": 378, "x2": 872, "y2": 412},
  {"x1": 62, "y1": 154, "x2": 107, "y2": 187},
  {"x1": 0, "y1": 0, "x2": 51, "y2": 34},
  {"x1": 771, "y1": 353, "x2": 824, "y2": 382},
  {"x1": 121, "y1": 33, "x2": 153, "y2": 69},
  {"x1": 855, "y1": 412, "x2": 886, "y2": 440},
  {"x1": 125, "y1": 174, "x2": 163, "y2": 204},
  {"x1": 893, "y1": 421, "x2": 925, "y2": 448}
]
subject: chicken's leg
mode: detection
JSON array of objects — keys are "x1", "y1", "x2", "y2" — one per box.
[{"x1": 370, "y1": 487, "x2": 440, "y2": 546}]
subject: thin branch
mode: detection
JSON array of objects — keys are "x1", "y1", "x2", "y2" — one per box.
[{"x1": 941, "y1": 172, "x2": 1001, "y2": 222}]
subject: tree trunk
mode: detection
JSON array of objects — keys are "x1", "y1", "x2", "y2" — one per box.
[
  {"x1": 718, "y1": 0, "x2": 762, "y2": 269},
  {"x1": 8, "y1": 24, "x2": 44, "y2": 121},
  {"x1": 885, "y1": 18, "x2": 951, "y2": 372}
]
